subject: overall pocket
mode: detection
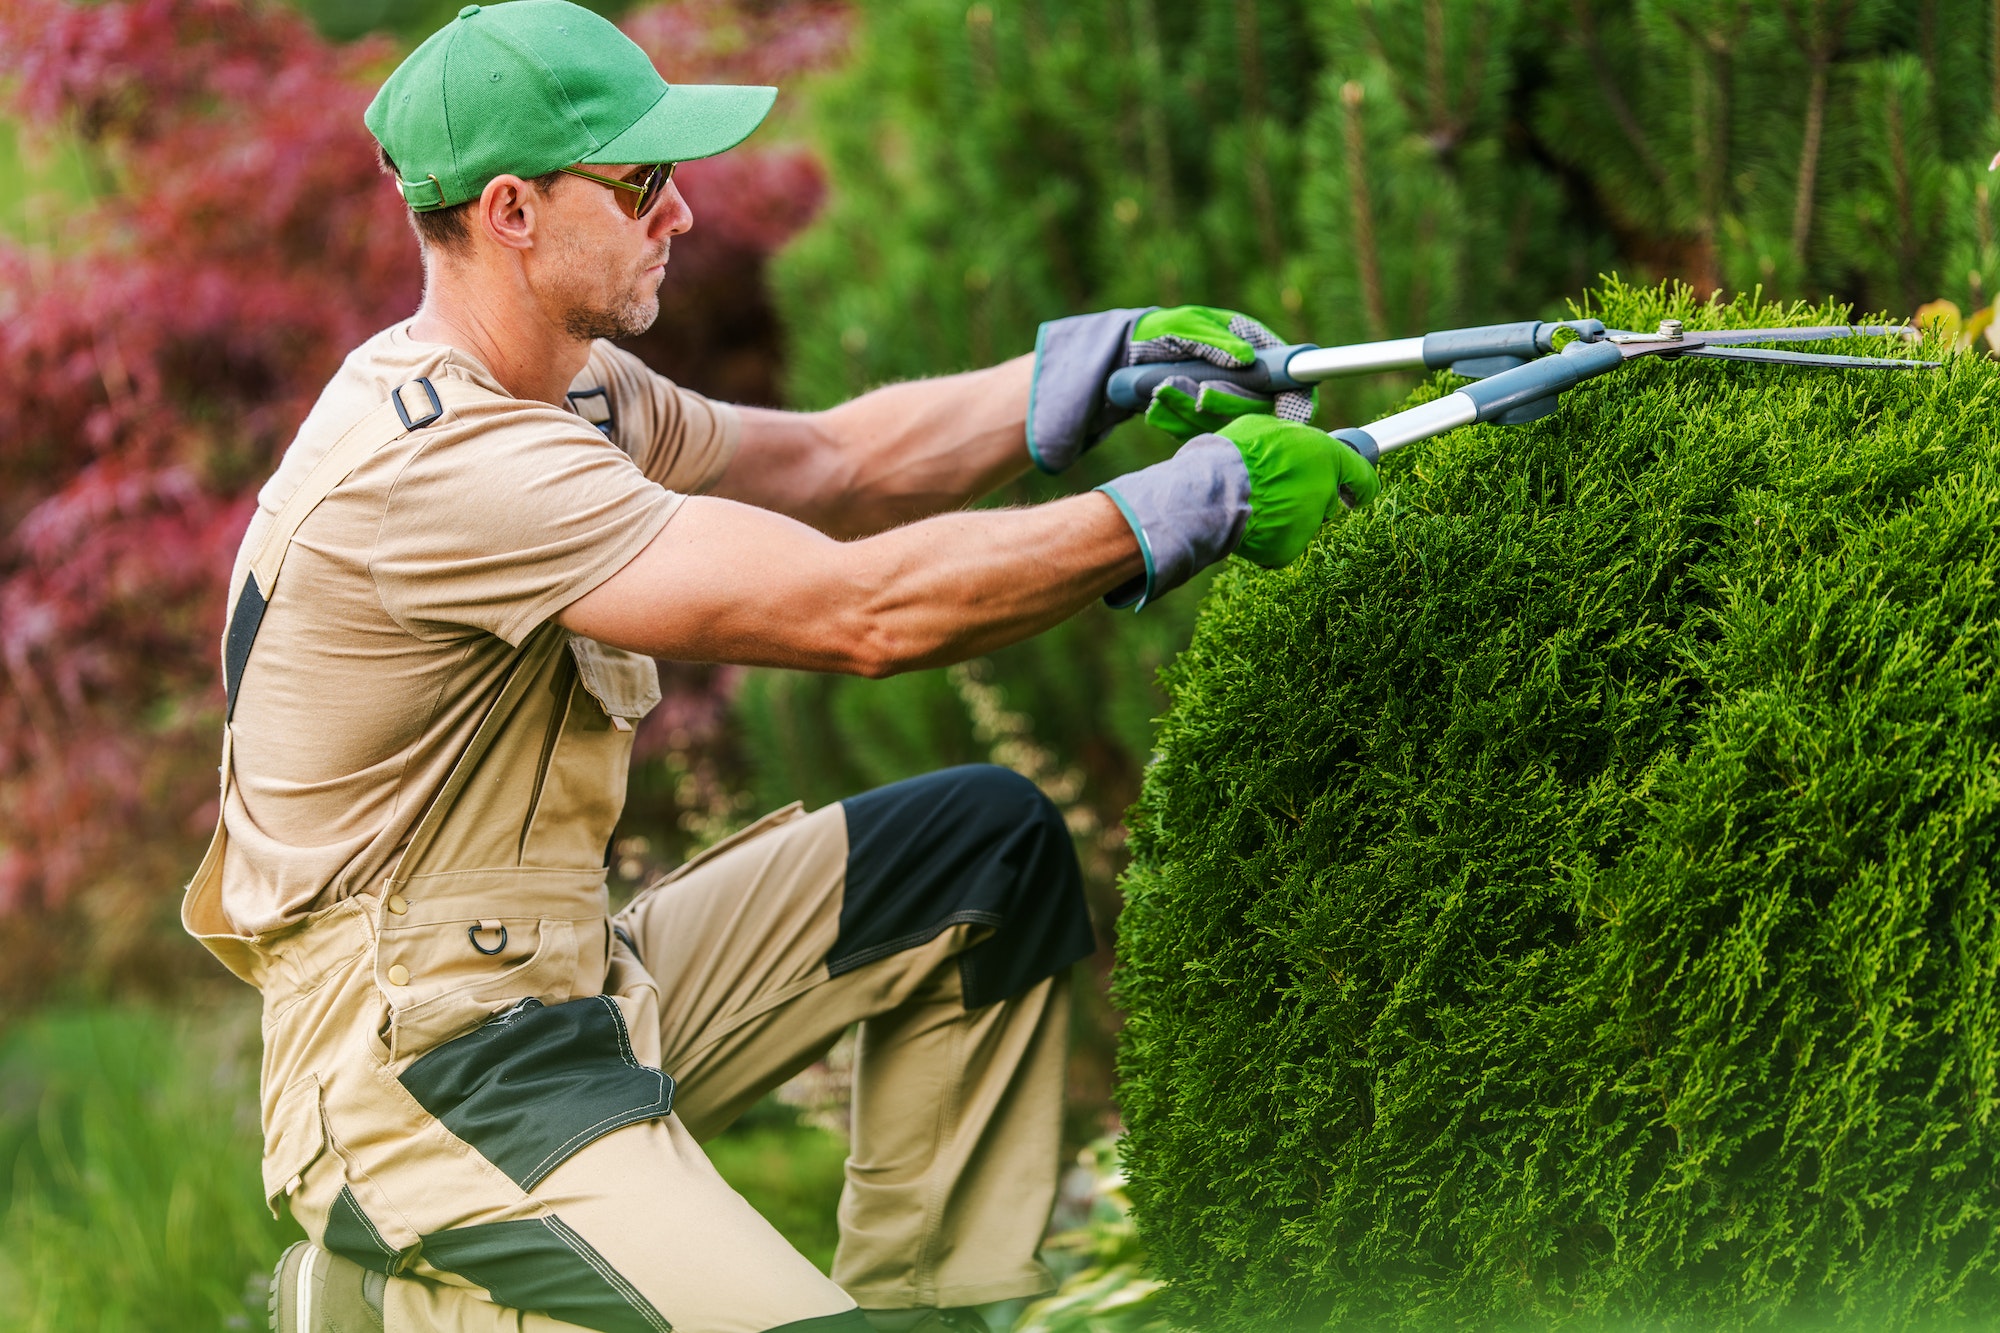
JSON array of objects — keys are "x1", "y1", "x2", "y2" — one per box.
[
  {"x1": 261, "y1": 1073, "x2": 326, "y2": 1218},
  {"x1": 376, "y1": 867, "x2": 611, "y2": 1063}
]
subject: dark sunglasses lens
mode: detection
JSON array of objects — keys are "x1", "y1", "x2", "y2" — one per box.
[{"x1": 633, "y1": 163, "x2": 672, "y2": 219}]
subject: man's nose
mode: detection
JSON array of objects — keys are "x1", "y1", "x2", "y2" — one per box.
[{"x1": 650, "y1": 180, "x2": 692, "y2": 238}]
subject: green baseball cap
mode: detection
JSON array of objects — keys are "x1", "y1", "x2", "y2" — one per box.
[{"x1": 365, "y1": 0, "x2": 776, "y2": 211}]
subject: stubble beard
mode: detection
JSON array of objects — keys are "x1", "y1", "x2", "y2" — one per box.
[{"x1": 558, "y1": 241, "x2": 669, "y2": 342}]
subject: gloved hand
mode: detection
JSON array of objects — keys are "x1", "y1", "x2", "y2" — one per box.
[
  {"x1": 1027, "y1": 305, "x2": 1316, "y2": 473},
  {"x1": 1126, "y1": 305, "x2": 1318, "y2": 438},
  {"x1": 1095, "y1": 414, "x2": 1379, "y2": 610}
]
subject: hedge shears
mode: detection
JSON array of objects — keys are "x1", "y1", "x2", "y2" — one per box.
[{"x1": 1107, "y1": 318, "x2": 1938, "y2": 463}]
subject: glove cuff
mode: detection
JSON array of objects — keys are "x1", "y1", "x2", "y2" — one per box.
[
  {"x1": 1095, "y1": 434, "x2": 1250, "y2": 611},
  {"x1": 1027, "y1": 307, "x2": 1157, "y2": 473}
]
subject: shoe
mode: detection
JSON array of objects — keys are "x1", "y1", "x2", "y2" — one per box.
[{"x1": 269, "y1": 1241, "x2": 386, "y2": 1333}]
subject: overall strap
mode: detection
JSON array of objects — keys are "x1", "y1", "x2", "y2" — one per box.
[
  {"x1": 565, "y1": 361, "x2": 617, "y2": 439},
  {"x1": 384, "y1": 621, "x2": 570, "y2": 886},
  {"x1": 188, "y1": 376, "x2": 496, "y2": 977},
  {"x1": 222, "y1": 377, "x2": 492, "y2": 720}
]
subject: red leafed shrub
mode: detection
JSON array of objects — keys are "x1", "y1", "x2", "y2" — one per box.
[{"x1": 0, "y1": 0, "x2": 845, "y2": 994}]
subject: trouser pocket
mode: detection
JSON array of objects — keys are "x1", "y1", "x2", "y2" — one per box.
[{"x1": 397, "y1": 994, "x2": 674, "y2": 1190}]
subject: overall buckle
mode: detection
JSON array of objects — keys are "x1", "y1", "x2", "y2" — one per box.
[{"x1": 392, "y1": 377, "x2": 446, "y2": 430}]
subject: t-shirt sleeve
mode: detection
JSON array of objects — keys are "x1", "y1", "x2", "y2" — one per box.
[
  {"x1": 581, "y1": 342, "x2": 741, "y2": 494},
  {"x1": 371, "y1": 405, "x2": 680, "y2": 646}
]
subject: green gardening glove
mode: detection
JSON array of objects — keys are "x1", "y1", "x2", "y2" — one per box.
[
  {"x1": 1223, "y1": 413, "x2": 1379, "y2": 566},
  {"x1": 1027, "y1": 303, "x2": 1318, "y2": 472},
  {"x1": 1096, "y1": 414, "x2": 1378, "y2": 610},
  {"x1": 1129, "y1": 306, "x2": 1320, "y2": 439}
]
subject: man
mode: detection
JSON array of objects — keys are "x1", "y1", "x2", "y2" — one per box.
[{"x1": 182, "y1": 3, "x2": 1378, "y2": 1332}]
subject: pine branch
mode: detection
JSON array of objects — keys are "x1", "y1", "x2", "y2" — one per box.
[
  {"x1": 1370, "y1": 0, "x2": 1498, "y2": 159},
  {"x1": 1233, "y1": 0, "x2": 1284, "y2": 271},
  {"x1": 1565, "y1": 0, "x2": 1672, "y2": 199},
  {"x1": 1352, "y1": 2, "x2": 1416, "y2": 130},
  {"x1": 1339, "y1": 79, "x2": 1388, "y2": 338},
  {"x1": 1668, "y1": 3, "x2": 1749, "y2": 292},
  {"x1": 1129, "y1": 0, "x2": 1180, "y2": 255},
  {"x1": 1441, "y1": 0, "x2": 1496, "y2": 157},
  {"x1": 1780, "y1": 0, "x2": 1858, "y2": 270},
  {"x1": 1790, "y1": 62, "x2": 1830, "y2": 267},
  {"x1": 1888, "y1": 82, "x2": 1919, "y2": 313}
]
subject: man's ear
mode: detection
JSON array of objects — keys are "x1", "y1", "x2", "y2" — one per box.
[{"x1": 476, "y1": 174, "x2": 540, "y2": 253}]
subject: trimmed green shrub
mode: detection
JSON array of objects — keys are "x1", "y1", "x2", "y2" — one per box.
[{"x1": 1113, "y1": 279, "x2": 2000, "y2": 1330}]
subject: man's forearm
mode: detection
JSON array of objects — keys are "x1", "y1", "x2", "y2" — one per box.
[
  {"x1": 557, "y1": 488, "x2": 1142, "y2": 676},
  {"x1": 715, "y1": 356, "x2": 1035, "y2": 538}
]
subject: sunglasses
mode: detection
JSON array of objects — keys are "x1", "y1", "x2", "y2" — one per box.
[{"x1": 559, "y1": 161, "x2": 676, "y2": 220}]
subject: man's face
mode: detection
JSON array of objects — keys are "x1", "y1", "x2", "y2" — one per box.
[{"x1": 533, "y1": 164, "x2": 692, "y2": 341}]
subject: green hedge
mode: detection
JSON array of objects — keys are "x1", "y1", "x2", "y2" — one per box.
[{"x1": 1113, "y1": 280, "x2": 2000, "y2": 1330}]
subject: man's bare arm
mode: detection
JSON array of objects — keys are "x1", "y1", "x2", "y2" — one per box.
[
  {"x1": 556, "y1": 488, "x2": 1141, "y2": 676},
  {"x1": 709, "y1": 355, "x2": 1037, "y2": 539}
]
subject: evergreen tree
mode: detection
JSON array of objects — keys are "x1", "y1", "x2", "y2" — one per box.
[
  {"x1": 1537, "y1": 0, "x2": 1998, "y2": 311},
  {"x1": 1298, "y1": 0, "x2": 1604, "y2": 352}
]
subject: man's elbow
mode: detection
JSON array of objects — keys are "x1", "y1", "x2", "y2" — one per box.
[{"x1": 836, "y1": 605, "x2": 941, "y2": 680}]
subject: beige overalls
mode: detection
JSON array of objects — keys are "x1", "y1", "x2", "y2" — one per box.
[{"x1": 182, "y1": 378, "x2": 1088, "y2": 1332}]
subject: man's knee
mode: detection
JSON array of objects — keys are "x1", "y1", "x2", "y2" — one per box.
[{"x1": 834, "y1": 765, "x2": 1094, "y2": 1007}]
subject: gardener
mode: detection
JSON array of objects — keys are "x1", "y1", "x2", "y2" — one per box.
[{"x1": 180, "y1": 3, "x2": 1378, "y2": 1332}]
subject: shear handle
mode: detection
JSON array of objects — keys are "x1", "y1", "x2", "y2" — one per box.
[{"x1": 1104, "y1": 343, "x2": 1305, "y2": 411}]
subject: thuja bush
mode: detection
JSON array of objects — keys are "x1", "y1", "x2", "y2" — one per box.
[{"x1": 1114, "y1": 279, "x2": 2000, "y2": 1330}]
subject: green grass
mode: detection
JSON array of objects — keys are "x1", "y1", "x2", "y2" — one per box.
[
  {"x1": 703, "y1": 1114, "x2": 851, "y2": 1273},
  {"x1": 0, "y1": 1002, "x2": 851, "y2": 1329},
  {"x1": 0, "y1": 1005, "x2": 295, "y2": 1331}
]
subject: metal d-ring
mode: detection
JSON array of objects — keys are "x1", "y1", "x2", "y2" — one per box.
[{"x1": 468, "y1": 921, "x2": 509, "y2": 956}]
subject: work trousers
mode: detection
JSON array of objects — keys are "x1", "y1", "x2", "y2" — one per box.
[{"x1": 258, "y1": 765, "x2": 1095, "y2": 1332}]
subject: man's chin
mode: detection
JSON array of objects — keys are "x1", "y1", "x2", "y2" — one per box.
[
  {"x1": 626, "y1": 297, "x2": 661, "y2": 336},
  {"x1": 563, "y1": 299, "x2": 659, "y2": 342}
]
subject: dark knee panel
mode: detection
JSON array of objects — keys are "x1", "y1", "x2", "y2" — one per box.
[{"x1": 835, "y1": 765, "x2": 1096, "y2": 1008}]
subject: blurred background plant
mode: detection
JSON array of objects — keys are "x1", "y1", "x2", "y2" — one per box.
[
  {"x1": 1013, "y1": 1138, "x2": 1171, "y2": 1333},
  {"x1": 4, "y1": 0, "x2": 2000, "y2": 1325}
]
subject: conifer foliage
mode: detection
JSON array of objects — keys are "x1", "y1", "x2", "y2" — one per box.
[
  {"x1": 1114, "y1": 280, "x2": 2000, "y2": 1328},
  {"x1": 752, "y1": 0, "x2": 2000, "y2": 915}
]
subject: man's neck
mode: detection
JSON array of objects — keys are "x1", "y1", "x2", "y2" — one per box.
[{"x1": 407, "y1": 262, "x2": 591, "y2": 408}]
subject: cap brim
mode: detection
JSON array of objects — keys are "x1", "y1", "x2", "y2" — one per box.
[{"x1": 583, "y1": 83, "x2": 777, "y2": 165}]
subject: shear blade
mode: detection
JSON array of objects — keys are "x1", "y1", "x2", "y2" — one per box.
[
  {"x1": 1690, "y1": 324, "x2": 1916, "y2": 346},
  {"x1": 1681, "y1": 345, "x2": 1941, "y2": 369}
]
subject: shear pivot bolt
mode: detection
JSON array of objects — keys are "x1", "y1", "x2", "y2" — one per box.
[{"x1": 1658, "y1": 318, "x2": 1684, "y2": 339}]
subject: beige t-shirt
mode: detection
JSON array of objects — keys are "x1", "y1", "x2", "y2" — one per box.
[{"x1": 219, "y1": 324, "x2": 739, "y2": 936}]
